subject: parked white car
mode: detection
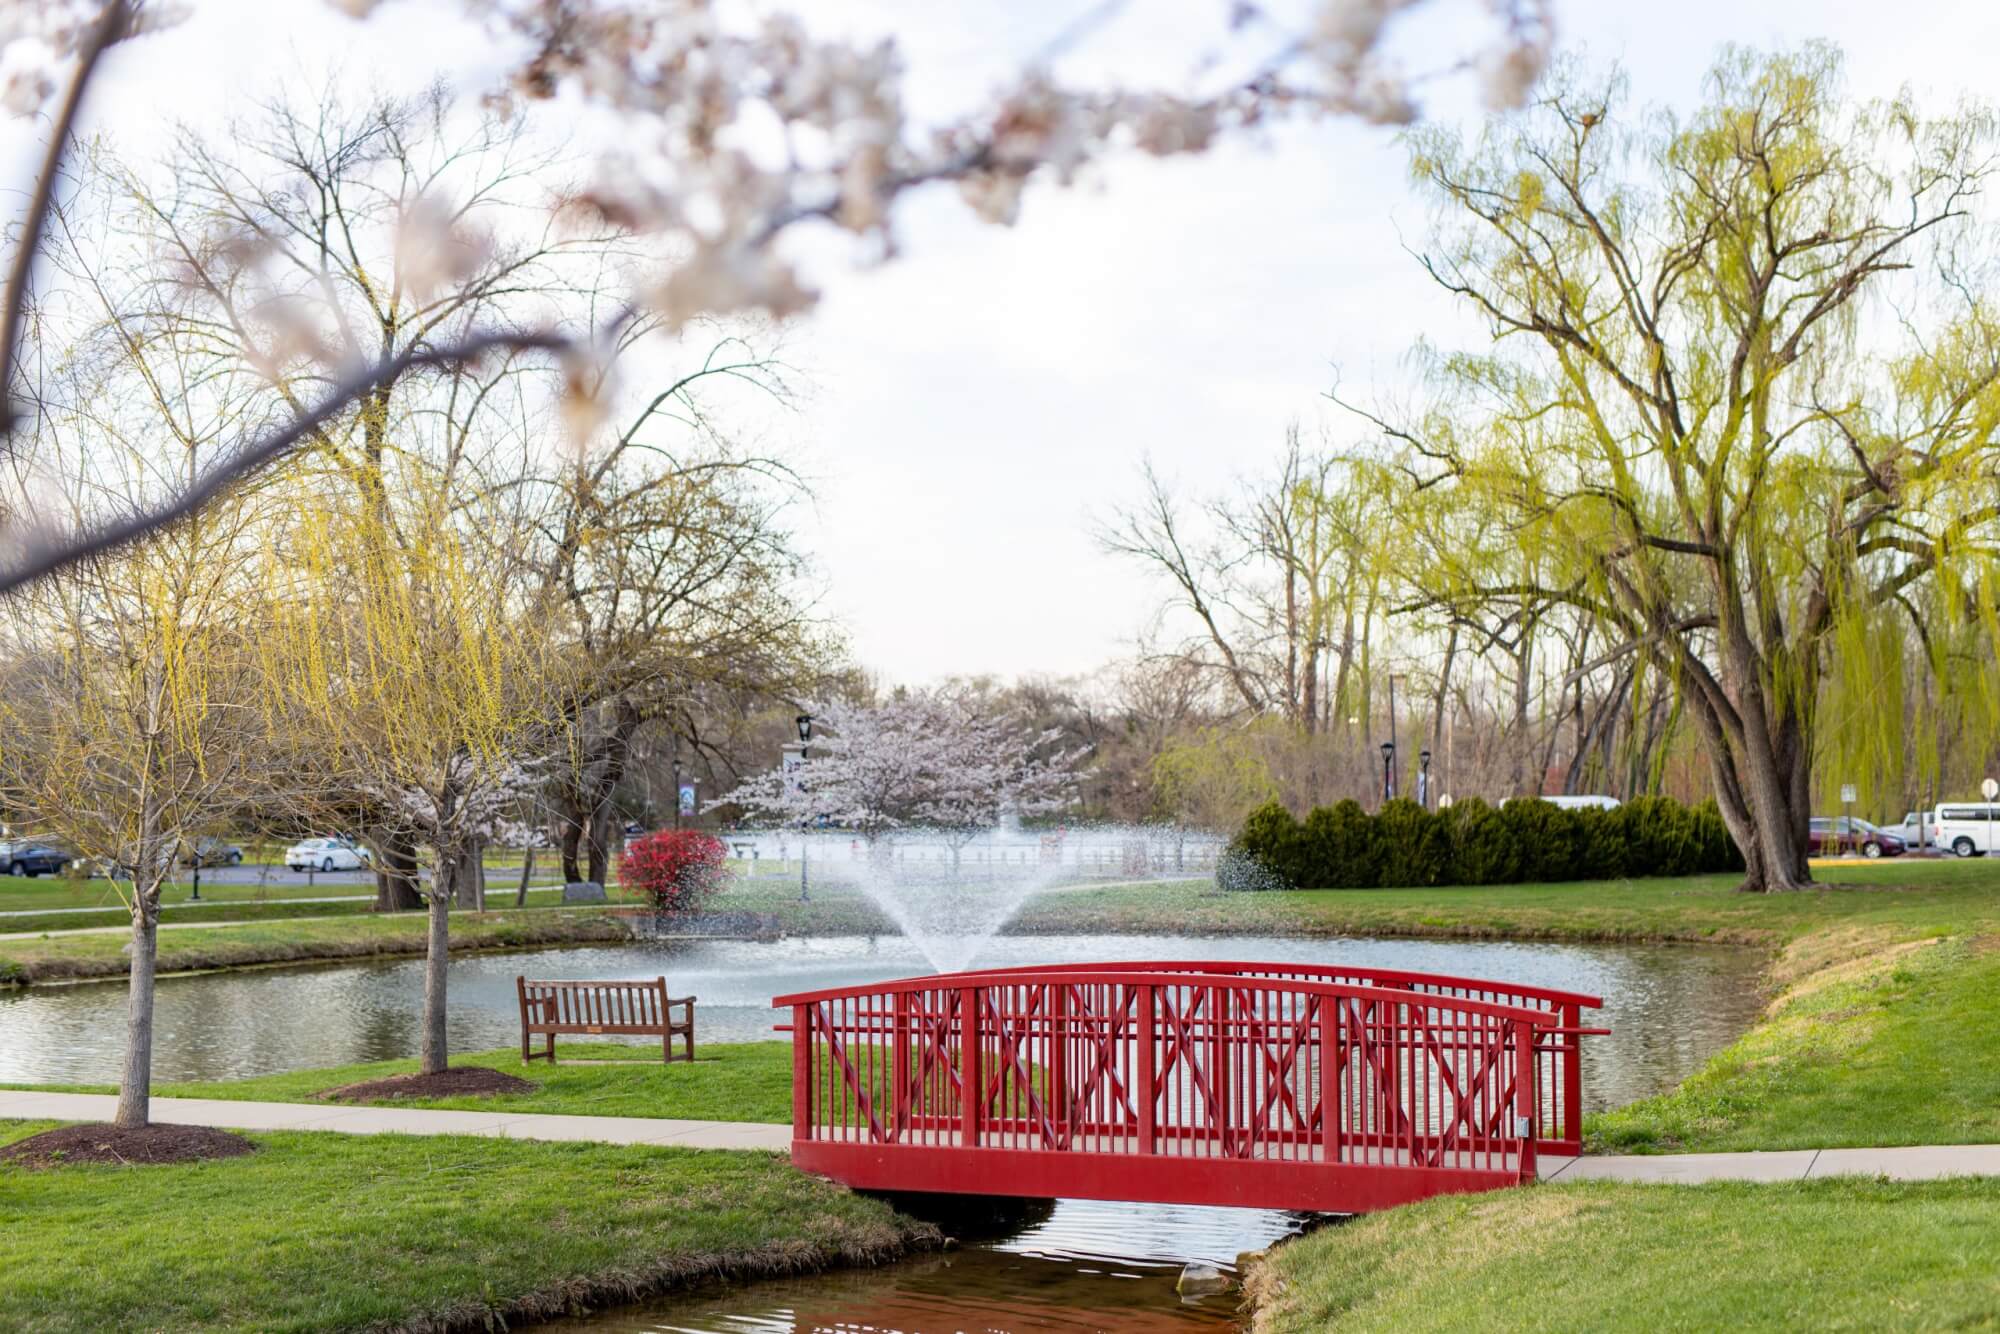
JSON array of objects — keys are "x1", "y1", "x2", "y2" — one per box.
[
  {"x1": 284, "y1": 837, "x2": 372, "y2": 872},
  {"x1": 1934, "y1": 804, "x2": 2000, "y2": 858}
]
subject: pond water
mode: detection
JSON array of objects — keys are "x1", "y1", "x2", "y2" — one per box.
[
  {"x1": 531, "y1": 1197, "x2": 1312, "y2": 1334},
  {"x1": 0, "y1": 929, "x2": 1766, "y2": 1332},
  {"x1": 0, "y1": 932, "x2": 1765, "y2": 1110}
]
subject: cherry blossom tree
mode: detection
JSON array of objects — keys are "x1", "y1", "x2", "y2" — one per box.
[
  {"x1": 0, "y1": 0, "x2": 1555, "y2": 597},
  {"x1": 724, "y1": 690, "x2": 1082, "y2": 862}
]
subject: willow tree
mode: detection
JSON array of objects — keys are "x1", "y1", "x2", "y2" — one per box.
[
  {"x1": 267, "y1": 486, "x2": 566, "y2": 1075},
  {"x1": 0, "y1": 371, "x2": 273, "y2": 1130},
  {"x1": 1384, "y1": 46, "x2": 2000, "y2": 890}
]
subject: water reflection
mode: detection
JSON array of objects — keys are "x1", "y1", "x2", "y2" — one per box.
[
  {"x1": 0, "y1": 932, "x2": 1766, "y2": 1114},
  {"x1": 529, "y1": 1198, "x2": 1309, "y2": 1334}
]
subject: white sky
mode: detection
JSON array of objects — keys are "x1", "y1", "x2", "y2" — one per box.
[{"x1": 22, "y1": 0, "x2": 2000, "y2": 683}]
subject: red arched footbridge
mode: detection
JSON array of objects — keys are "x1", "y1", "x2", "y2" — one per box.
[{"x1": 773, "y1": 962, "x2": 1604, "y2": 1214}]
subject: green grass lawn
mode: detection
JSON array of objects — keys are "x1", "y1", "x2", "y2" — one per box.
[
  {"x1": 0, "y1": 1119, "x2": 928, "y2": 1334},
  {"x1": 21, "y1": 1042, "x2": 797, "y2": 1124},
  {"x1": 1590, "y1": 933, "x2": 2000, "y2": 1152},
  {"x1": 1024, "y1": 858, "x2": 2000, "y2": 946},
  {"x1": 1246, "y1": 1176, "x2": 2000, "y2": 1332}
]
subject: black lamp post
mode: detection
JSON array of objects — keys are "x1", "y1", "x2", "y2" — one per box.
[
  {"x1": 1380, "y1": 740, "x2": 1396, "y2": 806},
  {"x1": 1418, "y1": 748, "x2": 1432, "y2": 809},
  {"x1": 794, "y1": 714, "x2": 813, "y2": 902}
]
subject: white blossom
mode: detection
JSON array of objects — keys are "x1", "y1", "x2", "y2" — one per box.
[{"x1": 723, "y1": 689, "x2": 1083, "y2": 841}]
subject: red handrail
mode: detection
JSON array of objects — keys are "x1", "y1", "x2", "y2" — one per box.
[
  {"x1": 908, "y1": 960, "x2": 1602, "y2": 1154},
  {"x1": 921, "y1": 959, "x2": 1603, "y2": 1012}
]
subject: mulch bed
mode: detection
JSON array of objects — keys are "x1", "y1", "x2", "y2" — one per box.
[
  {"x1": 0, "y1": 1122, "x2": 256, "y2": 1168},
  {"x1": 324, "y1": 1066, "x2": 538, "y2": 1102}
]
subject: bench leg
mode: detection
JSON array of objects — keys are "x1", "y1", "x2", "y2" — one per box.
[
  {"x1": 545, "y1": 1031, "x2": 557, "y2": 1065},
  {"x1": 521, "y1": 1026, "x2": 530, "y2": 1066}
]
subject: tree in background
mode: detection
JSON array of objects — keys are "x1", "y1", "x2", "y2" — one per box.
[
  {"x1": 535, "y1": 333, "x2": 826, "y2": 887},
  {"x1": 265, "y1": 491, "x2": 567, "y2": 1076},
  {"x1": 1381, "y1": 46, "x2": 2000, "y2": 889},
  {"x1": 723, "y1": 689, "x2": 1081, "y2": 864},
  {"x1": 0, "y1": 287, "x2": 276, "y2": 1126}
]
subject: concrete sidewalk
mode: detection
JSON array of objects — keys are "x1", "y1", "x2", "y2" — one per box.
[
  {"x1": 1538, "y1": 1144, "x2": 2000, "y2": 1184},
  {"x1": 0, "y1": 1089, "x2": 791, "y2": 1151},
  {"x1": 3, "y1": 1090, "x2": 1994, "y2": 1180}
]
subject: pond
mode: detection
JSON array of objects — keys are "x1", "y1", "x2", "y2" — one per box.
[
  {"x1": 0, "y1": 929, "x2": 1766, "y2": 1333},
  {"x1": 0, "y1": 932, "x2": 1764, "y2": 1110}
]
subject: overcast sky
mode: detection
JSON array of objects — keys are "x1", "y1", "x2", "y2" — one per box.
[{"x1": 26, "y1": 0, "x2": 2000, "y2": 685}]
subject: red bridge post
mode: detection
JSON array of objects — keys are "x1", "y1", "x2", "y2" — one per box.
[
  {"x1": 1561, "y1": 998, "x2": 1582, "y2": 1151},
  {"x1": 791, "y1": 1003, "x2": 811, "y2": 1143},
  {"x1": 960, "y1": 984, "x2": 981, "y2": 1148},
  {"x1": 1515, "y1": 1019, "x2": 1538, "y2": 1183}
]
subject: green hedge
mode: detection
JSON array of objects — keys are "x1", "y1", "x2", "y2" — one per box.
[{"x1": 1228, "y1": 795, "x2": 1743, "y2": 889}]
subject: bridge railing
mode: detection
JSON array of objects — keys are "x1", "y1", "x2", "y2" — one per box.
[
  {"x1": 924, "y1": 961, "x2": 1604, "y2": 1155},
  {"x1": 774, "y1": 968, "x2": 1563, "y2": 1203}
]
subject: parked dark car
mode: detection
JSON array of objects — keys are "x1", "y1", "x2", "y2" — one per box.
[
  {"x1": 0, "y1": 840, "x2": 72, "y2": 877},
  {"x1": 181, "y1": 837, "x2": 244, "y2": 868},
  {"x1": 1807, "y1": 816, "x2": 1905, "y2": 858}
]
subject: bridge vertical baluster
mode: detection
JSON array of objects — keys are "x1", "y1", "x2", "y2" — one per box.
[
  {"x1": 1136, "y1": 984, "x2": 1156, "y2": 1155},
  {"x1": 1209, "y1": 983, "x2": 1229, "y2": 1157},
  {"x1": 1319, "y1": 994, "x2": 1339, "y2": 1165},
  {"x1": 960, "y1": 985, "x2": 981, "y2": 1148},
  {"x1": 892, "y1": 991, "x2": 911, "y2": 1141},
  {"x1": 1050, "y1": 984, "x2": 1069, "y2": 1145}
]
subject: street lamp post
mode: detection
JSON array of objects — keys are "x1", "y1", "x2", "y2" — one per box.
[
  {"x1": 1418, "y1": 749, "x2": 1432, "y2": 810},
  {"x1": 795, "y1": 713, "x2": 813, "y2": 903},
  {"x1": 1380, "y1": 740, "x2": 1396, "y2": 806}
]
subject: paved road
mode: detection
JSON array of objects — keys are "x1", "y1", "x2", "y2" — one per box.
[
  {"x1": 0, "y1": 894, "x2": 377, "y2": 920},
  {"x1": 0, "y1": 913, "x2": 367, "y2": 941}
]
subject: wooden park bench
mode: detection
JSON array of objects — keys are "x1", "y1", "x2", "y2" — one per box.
[{"x1": 516, "y1": 976, "x2": 695, "y2": 1066}]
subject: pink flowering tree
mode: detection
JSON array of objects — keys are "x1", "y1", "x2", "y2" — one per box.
[{"x1": 723, "y1": 690, "x2": 1082, "y2": 865}]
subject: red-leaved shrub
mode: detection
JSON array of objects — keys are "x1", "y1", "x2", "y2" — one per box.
[{"x1": 620, "y1": 830, "x2": 727, "y2": 917}]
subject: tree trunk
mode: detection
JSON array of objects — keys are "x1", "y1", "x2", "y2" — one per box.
[
  {"x1": 114, "y1": 893, "x2": 159, "y2": 1129},
  {"x1": 558, "y1": 816, "x2": 584, "y2": 885},
  {"x1": 586, "y1": 805, "x2": 614, "y2": 886},
  {"x1": 453, "y1": 835, "x2": 486, "y2": 910},
  {"x1": 515, "y1": 845, "x2": 536, "y2": 907},
  {"x1": 373, "y1": 831, "x2": 423, "y2": 912},
  {"x1": 419, "y1": 882, "x2": 452, "y2": 1074},
  {"x1": 1682, "y1": 672, "x2": 1813, "y2": 893}
]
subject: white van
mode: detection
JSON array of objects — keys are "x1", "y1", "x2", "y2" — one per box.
[
  {"x1": 1539, "y1": 794, "x2": 1622, "y2": 812},
  {"x1": 1888, "y1": 810, "x2": 1936, "y2": 849},
  {"x1": 1934, "y1": 804, "x2": 2000, "y2": 858}
]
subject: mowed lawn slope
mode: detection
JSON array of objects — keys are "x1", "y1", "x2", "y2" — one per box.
[{"x1": 0, "y1": 1120, "x2": 931, "y2": 1334}]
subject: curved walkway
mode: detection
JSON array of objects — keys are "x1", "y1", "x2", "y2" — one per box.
[{"x1": 2, "y1": 1089, "x2": 1996, "y2": 1181}]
